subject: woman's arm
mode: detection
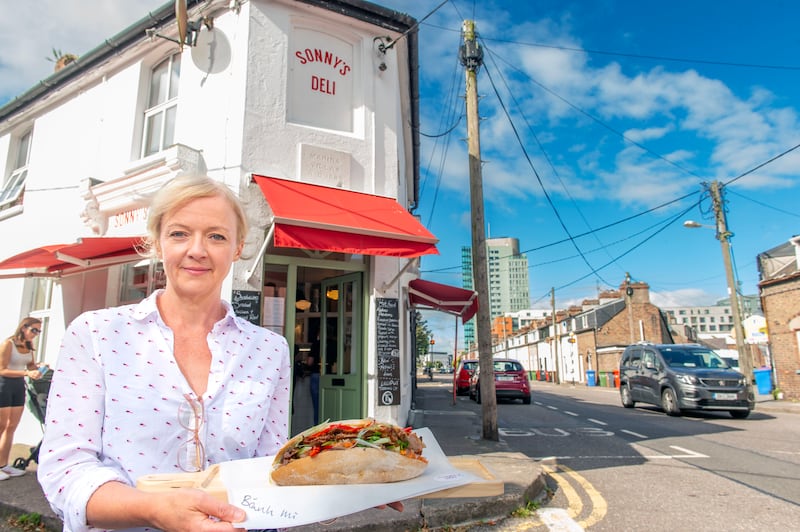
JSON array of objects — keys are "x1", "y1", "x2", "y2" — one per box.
[{"x1": 86, "y1": 481, "x2": 246, "y2": 532}]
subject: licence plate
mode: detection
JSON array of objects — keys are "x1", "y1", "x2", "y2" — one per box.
[
  {"x1": 713, "y1": 393, "x2": 737, "y2": 400},
  {"x1": 497, "y1": 375, "x2": 514, "y2": 381}
]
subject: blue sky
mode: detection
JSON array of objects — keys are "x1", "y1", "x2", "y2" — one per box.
[{"x1": 3, "y1": 1, "x2": 799, "y2": 353}]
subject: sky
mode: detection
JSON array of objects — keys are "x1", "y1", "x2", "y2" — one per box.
[{"x1": 2, "y1": 1, "x2": 800, "y2": 355}]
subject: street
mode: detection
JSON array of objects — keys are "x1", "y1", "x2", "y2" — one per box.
[{"x1": 429, "y1": 374, "x2": 800, "y2": 531}]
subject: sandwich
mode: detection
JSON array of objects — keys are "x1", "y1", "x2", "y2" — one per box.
[{"x1": 271, "y1": 419, "x2": 428, "y2": 485}]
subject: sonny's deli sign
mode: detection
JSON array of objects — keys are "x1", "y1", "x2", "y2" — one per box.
[{"x1": 289, "y1": 29, "x2": 355, "y2": 131}]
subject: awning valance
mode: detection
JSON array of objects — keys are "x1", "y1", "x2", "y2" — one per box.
[
  {"x1": 408, "y1": 278, "x2": 478, "y2": 323},
  {"x1": 0, "y1": 236, "x2": 143, "y2": 277},
  {"x1": 252, "y1": 174, "x2": 439, "y2": 258}
]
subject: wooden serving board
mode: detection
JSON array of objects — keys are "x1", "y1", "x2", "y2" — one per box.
[{"x1": 136, "y1": 457, "x2": 502, "y2": 500}]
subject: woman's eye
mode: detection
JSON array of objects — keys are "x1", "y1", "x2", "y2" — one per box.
[
  {"x1": 210, "y1": 233, "x2": 227, "y2": 241},
  {"x1": 168, "y1": 231, "x2": 188, "y2": 238}
]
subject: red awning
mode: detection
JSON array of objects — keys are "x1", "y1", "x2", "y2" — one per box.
[
  {"x1": 0, "y1": 236, "x2": 143, "y2": 275},
  {"x1": 408, "y1": 278, "x2": 478, "y2": 323},
  {"x1": 252, "y1": 175, "x2": 438, "y2": 258}
]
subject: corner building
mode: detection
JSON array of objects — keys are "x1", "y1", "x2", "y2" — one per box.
[{"x1": 0, "y1": 0, "x2": 441, "y2": 443}]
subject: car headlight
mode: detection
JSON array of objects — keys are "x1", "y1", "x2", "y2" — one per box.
[
  {"x1": 676, "y1": 374, "x2": 699, "y2": 385},
  {"x1": 739, "y1": 376, "x2": 748, "y2": 386}
]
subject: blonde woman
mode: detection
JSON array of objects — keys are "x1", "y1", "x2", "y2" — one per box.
[{"x1": 38, "y1": 175, "x2": 292, "y2": 531}]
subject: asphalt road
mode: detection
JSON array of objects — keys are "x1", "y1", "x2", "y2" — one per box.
[{"x1": 456, "y1": 380, "x2": 800, "y2": 531}]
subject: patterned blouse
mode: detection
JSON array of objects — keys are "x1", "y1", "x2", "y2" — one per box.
[{"x1": 37, "y1": 290, "x2": 291, "y2": 532}]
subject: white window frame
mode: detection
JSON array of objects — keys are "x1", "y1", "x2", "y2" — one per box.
[
  {"x1": 1, "y1": 129, "x2": 32, "y2": 209},
  {"x1": 141, "y1": 53, "x2": 180, "y2": 158}
]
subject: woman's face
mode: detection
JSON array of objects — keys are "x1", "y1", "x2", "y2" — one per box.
[
  {"x1": 157, "y1": 195, "x2": 243, "y2": 301},
  {"x1": 23, "y1": 323, "x2": 41, "y2": 341}
]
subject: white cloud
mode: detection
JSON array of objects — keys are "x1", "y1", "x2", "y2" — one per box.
[
  {"x1": 650, "y1": 288, "x2": 720, "y2": 308},
  {"x1": 0, "y1": 1, "x2": 165, "y2": 104}
]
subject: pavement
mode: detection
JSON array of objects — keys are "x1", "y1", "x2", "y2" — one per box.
[{"x1": 2, "y1": 376, "x2": 797, "y2": 531}]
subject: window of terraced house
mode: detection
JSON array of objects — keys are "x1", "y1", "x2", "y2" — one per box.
[
  {"x1": 1, "y1": 129, "x2": 31, "y2": 211},
  {"x1": 142, "y1": 53, "x2": 180, "y2": 157}
]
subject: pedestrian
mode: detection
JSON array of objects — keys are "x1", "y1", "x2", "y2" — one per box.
[
  {"x1": 307, "y1": 334, "x2": 321, "y2": 424},
  {"x1": 37, "y1": 175, "x2": 292, "y2": 532},
  {"x1": 0, "y1": 317, "x2": 47, "y2": 480}
]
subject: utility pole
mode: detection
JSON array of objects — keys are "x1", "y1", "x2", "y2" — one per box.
[
  {"x1": 460, "y1": 20, "x2": 497, "y2": 441},
  {"x1": 551, "y1": 288, "x2": 560, "y2": 384},
  {"x1": 708, "y1": 180, "x2": 753, "y2": 384}
]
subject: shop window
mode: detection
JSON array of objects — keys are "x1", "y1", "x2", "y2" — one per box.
[
  {"x1": 119, "y1": 260, "x2": 166, "y2": 304},
  {"x1": 1, "y1": 129, "x2": 32, "y2": 211},
  {"x1": 141, "y1": 53, "x2": 180, "y2": 157}
]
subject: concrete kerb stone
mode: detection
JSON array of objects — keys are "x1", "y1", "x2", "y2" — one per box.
[{"x1": 421, "y1": 452, "x2": 545, "y2": 530}]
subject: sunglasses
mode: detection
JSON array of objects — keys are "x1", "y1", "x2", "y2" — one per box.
[{"x1": 28, "y1": 326, "x2": 41, "y2": 335}]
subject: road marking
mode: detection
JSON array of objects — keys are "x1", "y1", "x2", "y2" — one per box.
[
  {"x1": 538, "y1": 508, "x2": 584, "y2": 531},
  {"x1": 547, "y1": 405, "x2": 559, "y2": 410},
  {"x1": 587, "y1": 418, "x2": 607, "y2": 425},
  {"x1": 668, "y1": 445, "x2": 709, "y2": 458},
  {"x1": 620, "y1": 429, "x2": 647, "y2": 438},
  {"x1": 542, "y1": 463, "x2": 607, "y2": 530},
  {"x1": 564, "y1": 411, "x2": 579, "y2": 416},
  {"x1": 542, "y1": 464, "x2": 582, "y2": 518}
]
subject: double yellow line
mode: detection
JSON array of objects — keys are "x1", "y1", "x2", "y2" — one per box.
[{"x1": 542, "y1": 463, "x2": 607, "y2": 529}]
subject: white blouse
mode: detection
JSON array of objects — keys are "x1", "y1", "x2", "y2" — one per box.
[{"x1": 37, "y1": 291, "x2": 291, "y2": 532}]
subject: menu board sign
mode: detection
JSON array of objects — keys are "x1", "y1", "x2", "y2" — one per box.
[
  {"x1": 232, "y1": 290, "x2": 261, "y2": 326},
  {"x1": 376, "y1": 298, "x2": 400, "y2": 405}
]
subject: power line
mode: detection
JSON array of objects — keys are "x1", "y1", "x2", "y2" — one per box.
[
  {"x1": 480, "y1": 40, "x2": 613, "y2": 288},
  {"x1": 420, "y1": 22, "x2": 800, "y2": 72}
]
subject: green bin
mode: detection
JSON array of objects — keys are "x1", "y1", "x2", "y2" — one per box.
[{"x1": 598, "y1": 372, "x2": 608, "y2": 387}]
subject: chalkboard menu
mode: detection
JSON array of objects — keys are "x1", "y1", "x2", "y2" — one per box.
[
  {"x1": 376, "y1": 298, "x2": 400, "y2": 405},
  {"x1": 232, "y1": 290, "x2": 261, "y2": 326}
]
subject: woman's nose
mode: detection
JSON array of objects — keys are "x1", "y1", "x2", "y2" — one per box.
[{"x1": 187, "y1": 234, "x2": 208, "y2": 257}]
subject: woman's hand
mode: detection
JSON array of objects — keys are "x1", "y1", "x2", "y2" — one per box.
[
  {"x1": 150, "y1": 489, "x2": 247, "y2": 532},
  {"x1": 87, "y1": 484, "x2": 247, "y2": 532}
]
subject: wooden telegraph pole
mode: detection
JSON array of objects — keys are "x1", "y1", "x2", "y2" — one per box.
[
  {"x1": 460, "y1": 20, "x2": 497, "y2": 441},
  {"x1": 709, "y1": 180, "x2": 753, "y2": 384}
]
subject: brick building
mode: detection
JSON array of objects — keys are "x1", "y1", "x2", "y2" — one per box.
[{"x1": 758, "y1": 236, "x2": 800, "y2": 400}]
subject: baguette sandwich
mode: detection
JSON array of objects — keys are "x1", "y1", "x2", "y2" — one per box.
[{"x1": 271, "y1": 419, "x2": 428, "y2": 485}]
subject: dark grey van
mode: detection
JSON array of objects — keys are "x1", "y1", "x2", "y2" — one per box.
[{"x1": 619, "y1": 343, "x2": 754, "y2": 418}]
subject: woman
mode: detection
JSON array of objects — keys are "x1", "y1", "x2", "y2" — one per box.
[
  {"x1": 38, "y1": 175, "x2": 292, "y2": 531},
  {"x1": 0, "y1": 317, "x2": 46, "y2": 480}
]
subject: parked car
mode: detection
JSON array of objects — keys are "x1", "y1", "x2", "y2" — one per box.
[
  {"x1": 455, "y1": 359, "x2": 479, "y2": 396},
  {"x1": 469, "y1": 358, "x2": 531, "y2": 404},
  {"x1": 619, "y1": 343, "x2": 754, "y2": 418}
]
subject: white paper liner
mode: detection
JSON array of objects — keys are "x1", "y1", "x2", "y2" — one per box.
[{"x1": 220, "y1": 427, "x2": 479, "y2": 529}]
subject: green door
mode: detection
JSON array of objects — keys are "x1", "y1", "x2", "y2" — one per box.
[{"x1": 319, "y1": 272, "x2": 362, "y2": 421}]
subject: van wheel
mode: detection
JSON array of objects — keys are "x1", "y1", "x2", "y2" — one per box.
[
  {"x1": 661, "y1": 388, "x2": 681, "y2": 416},
  {"x1": 620, "y1": 385, "x2": 635, "y2": 408},
  {"x1": 730, "y1": 410, "x2": 750, "y2": 419}
]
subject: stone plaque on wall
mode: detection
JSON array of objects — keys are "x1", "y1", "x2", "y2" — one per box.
[{"x1": 299, "y1": 144, "x2": 351, "y2": 188}]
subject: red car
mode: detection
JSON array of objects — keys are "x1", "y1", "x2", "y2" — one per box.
[
  {"x1": 469, "y1": 358, "x2": 531, "y2": 404},
  {"x1": 455, "y1": 359, "x2": 479, "y2": 396}
]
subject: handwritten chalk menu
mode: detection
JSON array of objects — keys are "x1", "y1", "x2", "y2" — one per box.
[
  {"x1": 376, "y1": 298, "x2": 400, "y2": 405},
  {"x1": 232, "y1": 290, "x2": 261, "y2": 325}
]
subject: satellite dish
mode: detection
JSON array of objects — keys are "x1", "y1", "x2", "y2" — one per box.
[
  {"x1": 191, "y1": 27, "x2": 232, "y2": 75},
  {"x1": 176, "y1": 0, "x2": 188, "y2": 50}
]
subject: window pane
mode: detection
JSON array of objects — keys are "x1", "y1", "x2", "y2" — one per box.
[
  {"x1": 0, "y1": 168, "x2": 27, "y2": 205},
  {"x1": 163, "y1": 105, "x2": 177, "y2": 148},
  {"x1": 149, "y1": 59, "x2": 169, "y2": 106},
  {"x1": 144, "y1": 112, "x2": 163, "y2": 156},
  {"x1": 169, "y1": 55, "x2": 181, "y2": 99},
  {"x1": 15, "y1": 131, "x2": 31, "y2": 169}
]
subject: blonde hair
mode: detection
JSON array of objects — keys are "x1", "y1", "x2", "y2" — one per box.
[{"x1": 141, "y1": 175, "x2": 249, "y2": 258}]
